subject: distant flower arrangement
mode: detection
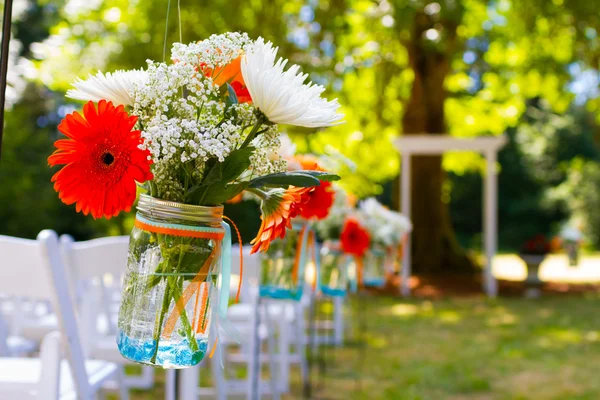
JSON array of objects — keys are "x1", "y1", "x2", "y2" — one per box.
[
  {"x1": 49, "y1": 32, "x2": 344, "y2": 252},
  {"x1": 340, "y1": 217, "x2": 371, "y2": 257},
  {"x1": 357, "y1": 197, "x2": 412, "y2": 248},
  {"x1": 520, "y1": 234, "x2": 554, "y2": 256}
]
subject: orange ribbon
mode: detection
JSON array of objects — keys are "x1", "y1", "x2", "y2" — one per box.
[
  {"x1": 223, "y1": 215, "x2": 243, "y2": 304},
  {"x1": 161, "y1": 243, "x2": 221, "y2": 340},
  {"x1": 291, "y1": 224, "x2": 307, "y2": 284},
  {"x1": 134, "y1": 218, "x2": 225, "y2": 240},
  {"x1": 355, "y1": 255, "x2": 364, "y2": 288}
]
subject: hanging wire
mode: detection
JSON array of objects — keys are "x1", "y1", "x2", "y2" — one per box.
[
  {"x1": 162, "y1": 0, "x2": 172, "y2": 62},
  {"x1": 0, "y1": 0, "x2": 14, "y2": 161},
  {"x1": 177, "y1": 0, "x2": 182, "y2": 43}
]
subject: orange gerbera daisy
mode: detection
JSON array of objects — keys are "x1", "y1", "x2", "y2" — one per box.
[
  {"x1": 250, "y1": 187, "x2": 311, "y2": 254},
  {"x1": 202, "y1": 56, "x2": 252, "y2": 104},
  {"x1": 49, "y1": 100, "x2": 153, "y2": 219},
  {"x1": 292, "y1": 154, "x2": 323, "y2": 171},
  {"x1": 205, "y1": 56, "x2": 244, "y2": 86},
  {"x1": 298, "y1": 180, "x2": 335, "y2": 220},
  {"x1": 340, "y1": 217, "x2": 370, "y2": 257}
]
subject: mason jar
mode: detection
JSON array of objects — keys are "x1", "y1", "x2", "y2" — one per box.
[
  {"x1": 319, "y1": 240, "x2": 348, "y2": 297},
  {"x1": 362, "y1": 247, "x2": 387, "y2": 288},
  {"x1": 259, "y1": 223, "x2": 308, "y2": 301},
  {"x1": 117, "y1": 194, "x2": 224, "y2": 368}
]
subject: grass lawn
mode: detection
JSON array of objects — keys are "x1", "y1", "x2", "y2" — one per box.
[{"x1": 122, "y1": 293, "x2": 600, "y2": 399}]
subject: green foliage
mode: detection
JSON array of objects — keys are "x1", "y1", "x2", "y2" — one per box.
[
  {"x1": 450, "y1": 100, "x2": 600, "y2": 251},
  {"x1": 550, "y1": 158, "x2": 600, "y2": 248},
  {"x1": 186, "y1": 147, "x2": 255, "y2": 205},
  {"x1": 31, "y1": 0, "x2": 600, "y2": 197},
  {"x1": 4, "y1": 0, "x2": 600, "y2": 251}
]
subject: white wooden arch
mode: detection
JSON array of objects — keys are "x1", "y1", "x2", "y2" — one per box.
[{"x1": 394, "y1": 135, "x2": 508, "y2": 298}]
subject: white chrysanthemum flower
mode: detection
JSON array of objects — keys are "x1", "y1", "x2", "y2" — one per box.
[
  {"x1": 359, "y1": 198, "x2": 412, "y2": 246},
  {"x1": 66, "y1": 69, "x2": 147, "y2": 106},
  {"x1": 241, "y1": 38, "x2": 344, "y2": 128}
]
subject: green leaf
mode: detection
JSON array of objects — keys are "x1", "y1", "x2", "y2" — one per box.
[
  {"x1": 221, "y1": 147, "x2": 254, "y2": 182},
  {"x1": 226, "y1": 82, "x2": 239, "y2": 105},
  {"x1": 202, "y1": 147, "x2": 254, "y2": 186},
  {"x1": 248, "y1": 170, "x2": 340, "y2": 189},
  {"x1": 201, "y1": 158, "x2": 222, "y2": 186},
  {"x1": 186, "y1": 147, "x2": 255, "y2": 202},
  {"x1": 201, "y1": 182, "x2": 249, "y2": 205},
  {"x1": 298, "y1": 170, "x2": 341, "y2": 182},
  {"x1": 247, "y1": 171, "x2": 319, "y2": 188}
]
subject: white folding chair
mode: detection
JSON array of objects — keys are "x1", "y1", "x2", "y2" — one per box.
[
  {"x1": 60, "y1": 234, "x2": 155, "y2": 390},
  {"x1": 224, "y1": 245, "x2": 307, "y2": 396},
  {"x1": 178, "y1": 245, "x2": 284, "y2": 399},
  {"x1": 0, "y1": 230, "x2": 127, "y2": 399},
  {"x1": 0, "y1": 306, "x2": 37, "y2": 357},
  {"x1": 308, "y1": 297, "x2": 346, "y2": 349}
]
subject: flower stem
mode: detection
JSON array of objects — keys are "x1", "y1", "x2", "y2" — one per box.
[
  {"x1": 150, "y1": 238, "x2": 201, "y2": 364},
  {"x1": 167, "y1": 275, "x2": 199, "y2": 352},
  {"x1": 240, "y1": 113, "x2": 269, "y2": 148},
  {"x1": 150, "y1": 259, "x2": 170, "y2": 364}
]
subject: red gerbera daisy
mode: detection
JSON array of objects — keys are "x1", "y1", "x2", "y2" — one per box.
[
  {"x1": 340, "y1": 217, "x2": 371, "y2": 257},
  {"x1": 230, "y1": 81, "x2": 252, "y2": 104},
  {"x1": 298, "y1": 180, "x2": 335, "y2": 220},
  {"x1": 48, "y1": 100, "x2": 153, "y2": 219}
]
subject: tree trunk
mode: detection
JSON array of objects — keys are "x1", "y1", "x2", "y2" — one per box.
[{"x1": 397, "y1": 12, "x2": 476, "y2": 274}]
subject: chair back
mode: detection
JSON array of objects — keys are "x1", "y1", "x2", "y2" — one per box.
[
  {"x1": 230, "y1": 245, "x2": 261, "y2": 303},
  {"x1": 0, "y1": 230, "x2": 93, "y2": 399},
  {"x1": 60, "y1": 235, "x2": 129, "y2": 283},
  {"x1": 0, "y1": 234, "x2": 56, "y2": 299},
  {"x1": 60, "y1": 235, "x2": 129, "y2": 335}
]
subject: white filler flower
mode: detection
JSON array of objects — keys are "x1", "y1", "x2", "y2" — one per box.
[
  {"x1": 241, "y1": 38, "x2": 344, "y2": 128},
  {"x1": 66, "y1": 69, "x2": 147, "y2": 106}
]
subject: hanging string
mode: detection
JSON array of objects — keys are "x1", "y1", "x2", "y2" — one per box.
[
  {"x1": 162, "y1": 0, "x2": 172, "y2": 62},
  {"x1": 177, "y1": 0, "x2": 182, "y2": 43},
  {"x1": 0, "y1": 0, "x2": 14, "y2": 161},
  {"x1": 208, "y1": 337, "x2": 218, "y2": 358},
  {"x1": 223, "y1": 215, "x2": 244, "y2": 304}
]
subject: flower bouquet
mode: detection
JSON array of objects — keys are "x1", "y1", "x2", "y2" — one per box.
[
  {"x1": 339, "y1": 198, "x2": 411, "y2": 289},
  {"x1": 340, "y1": 216, "x2": 371, "y2": 291},
  {"x1": 560, "y1": 225, "x2": 583, "y2": 266},
  {"x1": 519, "y1": 234, "x2": 552, "y2": 298},
  {"x1": 49, "y1": 33, "x2": 342, "y2": 368}
]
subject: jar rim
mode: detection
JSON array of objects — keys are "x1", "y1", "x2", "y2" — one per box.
[{"x1": 137, "y1": 194, "x2": 224, "y2": 226}]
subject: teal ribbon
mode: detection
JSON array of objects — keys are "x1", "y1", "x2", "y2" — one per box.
[
  {"x1": 312, "y1": 232, "x2": 321, "y2": 291},
  {"x1": 296, "y1": 223, "x2": 310, "y2": 293},
  {"x1": 220, "y1": 222, "x2": 231, "y2": 321},
  {"x1": 349, "y1": 256, "x2": 358, "y2": 293},
  {"x1": 218, "y1": 221, "x2": 240, "y2": 342}
]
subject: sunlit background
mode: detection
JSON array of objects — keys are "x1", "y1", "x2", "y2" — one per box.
[{"x1": 2, "y1": 0, "x2": 600, "y2": 398}]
